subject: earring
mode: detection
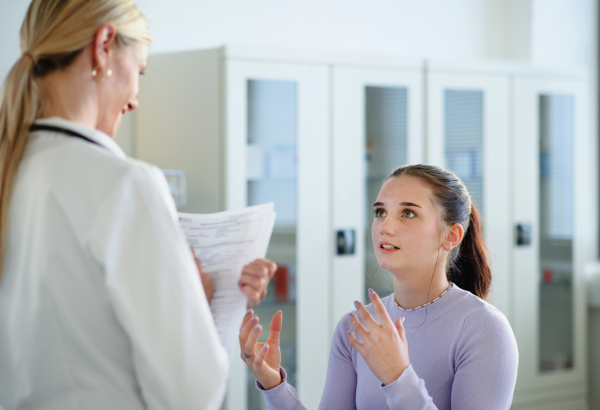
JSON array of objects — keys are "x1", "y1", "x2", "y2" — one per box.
[
  {"x1": 101, "y1": 68, "x2": 112, "y2": 83},
  {"x1": 92, "y1": 66, "x2": 112, "y2": 81}
]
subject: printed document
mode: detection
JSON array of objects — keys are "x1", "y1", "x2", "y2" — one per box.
[{"x1": 179, "y1": 203, "x2": 276, "y2": 357}]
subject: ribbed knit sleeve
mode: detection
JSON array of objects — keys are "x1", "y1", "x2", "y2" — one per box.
[
  {"x1": 382, "y1": 364, "x2": 436, "y2": 409},
  {"x1": 450, "y1": 305, "x2": 518, "y2": 409},
  {"x1": 258, "y1": 368, "x2": 305, "y2": 410},
  {"x1": 258, "y1": 317, "x2": 357, "y2": 410}
]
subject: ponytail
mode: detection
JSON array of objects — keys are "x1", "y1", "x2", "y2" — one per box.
[
  {"x1": 0, "y1": 54, "x2": 40, "y2": 281},
  {"x1": 0, "y1": 0, "x2": 149, "y2": 282},
  {"x1": 447, "y1": 203, "x2": 491, "y2": 300},
  {"x1": 388, "y1": 164, "x2": 493, "y2": 300}
]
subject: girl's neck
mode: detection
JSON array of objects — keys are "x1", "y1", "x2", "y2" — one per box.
[{"x1": 392, "y1": 270, "x2": 450, "y2": 310}]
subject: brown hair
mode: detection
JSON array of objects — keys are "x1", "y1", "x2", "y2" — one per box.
[
  {"x1": 0, "y1": 0, "x2": 150, "y2": 281},
  {"x1": 388, "y1": 164, "x2": 491, "y2": 300}
]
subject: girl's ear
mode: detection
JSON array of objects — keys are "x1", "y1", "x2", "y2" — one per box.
[{"x1": 442, "y1": 223, "x2": 464, "y2": 252}]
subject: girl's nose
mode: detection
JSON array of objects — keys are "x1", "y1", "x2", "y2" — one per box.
[{"x1": 379, "y1": 217, "x2": 395, "y2": 236}]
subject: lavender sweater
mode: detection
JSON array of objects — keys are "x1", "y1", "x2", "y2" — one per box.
[{"x1": 258, "y1": 284, "x2": 518, "y2": 409}]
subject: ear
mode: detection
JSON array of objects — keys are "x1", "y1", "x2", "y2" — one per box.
[
  {"x1": 442, "y1": 223, "x2": 464, "y2": 252},
  {"x1": 92, "y1": 24, "x2": 118, "y2": 70}
]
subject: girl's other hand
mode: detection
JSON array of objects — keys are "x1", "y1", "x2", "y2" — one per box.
[
  {"x1": 347, "y1": 289, "x2": 410, "y2": 386},
  {"x1": 239, "y1": 310, "x2": 283, "y2": 390}
]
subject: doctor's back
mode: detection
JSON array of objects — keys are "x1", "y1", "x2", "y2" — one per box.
[{"x1": 0, "y1": 1, "x2": 228, "y2": 409}]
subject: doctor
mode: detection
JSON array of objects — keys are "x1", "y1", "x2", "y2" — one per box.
[{"x1": 0, "y1": 1, "x2": 275, "y2": 409}]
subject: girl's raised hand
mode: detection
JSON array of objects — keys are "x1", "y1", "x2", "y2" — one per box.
[
  {"x1": 239, "y1": 310, "x2": 283, "y2": 390},
  {"x1": 347, "y1": 289, "x2": 410, "y2": 386}
]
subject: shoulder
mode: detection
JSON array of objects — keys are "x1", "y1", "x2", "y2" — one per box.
[
  {"x1": 24, "y1": 131, "x2": 165, "y2": 195},
  {"x1": 458, "y1": 290, "x2": 511, "y2": 333},
  {"x1": 453, "y1": 288, "x2": 518, "y2": 357}
]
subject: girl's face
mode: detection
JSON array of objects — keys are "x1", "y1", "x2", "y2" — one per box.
[{"x1": 371, "y1": 175, "x2": 445, "y2": 277}]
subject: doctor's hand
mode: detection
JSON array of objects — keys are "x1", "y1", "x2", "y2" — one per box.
[
  {"x1": 348, "y1": 289, "x2": 410, "y2": 386},
  {"x1": 240, "y1": 310, "x2": 283, "y2": 390},
  {"x1": 190, "y1": 247, "x2": 214, "y2": 303},
  {"x1": 239, "y1": 258, "x2": 277, "y2": 308}
]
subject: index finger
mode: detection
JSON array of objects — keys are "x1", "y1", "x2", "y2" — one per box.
[
  {"x1": 354, "y1": 300, "x2": 379, "y2": 331},
  {"x1": 266, "y1": 310, "x2": 283, "y2": 347},
  {"x1": 367, "y1": 288, "x2": 394, "y2": 328}
]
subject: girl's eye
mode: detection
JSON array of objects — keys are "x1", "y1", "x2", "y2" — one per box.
[
  {"x1": 374, "y1": 208, "x2": 386, "y2": 218},
  {"x1": 402, "y1": 210, "x2": 416, "y2": 218}
]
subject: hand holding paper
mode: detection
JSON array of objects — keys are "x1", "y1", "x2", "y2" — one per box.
[
  {"x1": 240, "y1": 258, "x2": 277, "y2": 308},
  {"x1": 179, "y1": 203, "x2": 276, "y2": 357}
]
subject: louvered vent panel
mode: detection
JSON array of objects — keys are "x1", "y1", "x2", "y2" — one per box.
[
  {"x1": 540, "y1": 94, "x2": 574, "y2": 240},
  {"x1": 444, "y1": 90, "x2": 484, "y2": 216}
]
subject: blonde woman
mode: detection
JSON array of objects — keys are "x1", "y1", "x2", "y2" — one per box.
[{"x1": 0, "y1": 1, "x2": 275, "y2": 409}]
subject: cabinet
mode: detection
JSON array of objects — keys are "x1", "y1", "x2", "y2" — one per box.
[
  {"x1": 511, "y1": 69, "x2": 590, "y2": 409},
  {"x1": 425, "y1": 61, "x2": 511, "y2": 317},
  {"x1": 136, "y1": 47, "x2": 331, "y2": 410},
  {"x1": 331, "y1": 63, "x2": 424, "y2": 327},
  {"x1": 134, "y1": 46, "x2": 592, "y2": 410}
]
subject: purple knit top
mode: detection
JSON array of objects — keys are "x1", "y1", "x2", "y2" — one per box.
[{"x1": 258, "y1": 283, "x2": 518, "y2": 409}]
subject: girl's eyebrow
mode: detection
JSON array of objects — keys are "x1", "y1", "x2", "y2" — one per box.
[
  {"x1": 400, "y1": 202, "x2": 422, "y2": 208},
  {"x1": 373, "y1": 201, "x2": 422, "y2": 208}
]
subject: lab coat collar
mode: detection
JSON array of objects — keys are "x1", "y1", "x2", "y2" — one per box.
[{"x1": 33, "y1": 117, "x2": 127, "y2": 160}]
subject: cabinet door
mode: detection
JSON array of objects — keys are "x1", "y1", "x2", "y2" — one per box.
[
  {"x1": 512, "y1": 77, "x2": 588, "y2": 400},
  {"x1": 426, "y1": 71, "x2": 511, "y2": 317},
  {"x1": 225, "y1": 60, "x2": 330, "y2": 410},
  {"x1": 331, "y1": 66, "x2": 424, "y2": 326}
]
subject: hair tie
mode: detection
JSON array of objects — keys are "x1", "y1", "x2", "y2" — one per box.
[{"x1": 23, "y1": 51, "x2": 38, "y2": 66}]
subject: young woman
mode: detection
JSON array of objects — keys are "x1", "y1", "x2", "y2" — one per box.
[
  {"x1": 240, "y1": 164, "x2": 519, "y2": 409},
  {"x1": 0, "y1": 1, "x2": 275, "y2": 409}
]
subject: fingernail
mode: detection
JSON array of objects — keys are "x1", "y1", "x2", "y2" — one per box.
[
  {"x1": 354, "y1": 300, "x2": 360, "y2": 307},
  {"x1": 347, "y1": 331, "x2": 352, "y2": 337},
  {"x1": 246, "y1": 309, "x2": 252, "y2": 316},
  {"x1": 253, "y1": 325, "x2": 260, "y2": 333},
  {"x1": 250, "y1": 316, "x2": 257, "y2": 323},
  {"x1": 349, "y1": 312, "x2": 355, "y2": 319},
  {"x1": 401, "y1": 317, "x2": 406, "y2": 323},
  {"x1": 261, "y1": 344, "x2": 268, "y2": 352},
  {"x1": 368, "y1": 288, "x2": 375, "y2": 296}
]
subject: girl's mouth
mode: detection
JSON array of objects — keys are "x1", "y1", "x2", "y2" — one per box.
[
  {"x1": 380, "y1": 242, "x2": 400, "y2": 252},
  {"x1": 381, "y1": 244, "x2": 399, "y2": 250}
]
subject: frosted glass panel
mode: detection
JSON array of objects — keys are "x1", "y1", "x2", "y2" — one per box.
[
  {"x1": 247, "y1": 80, "x2": 297, "y2": 226},
  {"x1": 539, "y1": 94, "x2": 574, "y2": 373},
  {"x1": 364, "y1": 86, "x2": 408, "y2": 297},
  {"x1": 246, "y1": 79, "x2": 298, "y2": 409},
  {"x1": 443, "y1": 90, "x2": 484, "y2": 214}
]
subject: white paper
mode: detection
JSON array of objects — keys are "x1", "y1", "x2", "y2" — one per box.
[{"x1": 179, "y1": 203, "x2": 276, "y2": 358}]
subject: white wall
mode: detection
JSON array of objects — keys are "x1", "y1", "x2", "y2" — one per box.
[
  {"x1": 2, "y1": 0, "x2": 594, "y2": 81},
  {"x1": 135, "y1": 0, "x2": 507, "y2": 60}
]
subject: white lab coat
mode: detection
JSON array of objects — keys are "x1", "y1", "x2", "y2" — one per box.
[{"x1": 0, "y1": 117, "x2": 229, "y2": 410}]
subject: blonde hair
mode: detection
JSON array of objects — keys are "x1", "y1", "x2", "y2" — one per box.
[{"x1": 0, "y1": 0, "x2": 150, "y2": 281}]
